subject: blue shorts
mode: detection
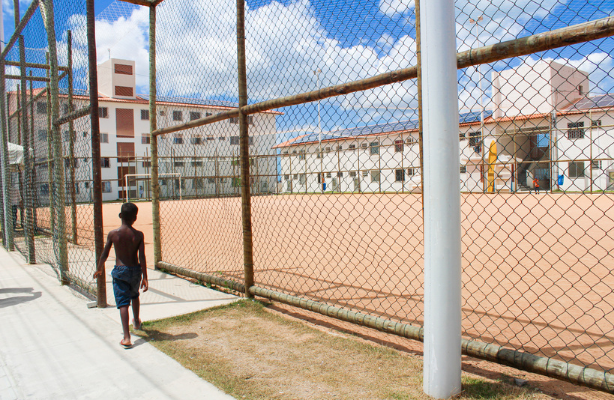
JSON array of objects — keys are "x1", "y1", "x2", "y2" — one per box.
[{"x1": 111, "y1": 265, "x2": 142, "y2": 308}]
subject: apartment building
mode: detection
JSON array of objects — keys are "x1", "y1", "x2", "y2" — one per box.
[
  {"x1": 276, "y1": 60, "x2": 614, "y2": 193},
  {"x1": 7, "y1": 58, "x2": 279, "y2": 203}
]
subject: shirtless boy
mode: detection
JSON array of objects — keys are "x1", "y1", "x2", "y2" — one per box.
[{"x1": 93, "y1": 202, "x2": 148, "y2": 348}]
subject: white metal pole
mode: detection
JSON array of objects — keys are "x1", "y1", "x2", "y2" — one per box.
[{"x1": 420, "y1": 0, "x2": 462, "y2": 397}]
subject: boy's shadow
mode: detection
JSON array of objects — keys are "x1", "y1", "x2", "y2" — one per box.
[
  {"x1": 133, "y1": 327, "x2": 198, "y2": 344},
  {"x1": 0, "y1": 287, "x2": 42, "y2": 308}
]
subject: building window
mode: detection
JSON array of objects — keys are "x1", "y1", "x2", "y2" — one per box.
[
  {"x1": 459, "y1": 132, "x2": 466, "y2": 140},
  {"x1": 191, "y1": 161, "x2": 203, "y2": 167},
  {"x1": 37, "y1": 102, "x2": 47, "y2": 114},
  {"x1": 567, "y1": 122, "x2": 585, "y2": 139},
  {"x1": 207, "y1": 136, "x2": 214, "y2": 141},
  {"x1": 337, "y1": 145, "x2": 343, "y2": 151},
  {"x1": 578, "y1": 85, "x2": 584, "y2": 95},
  {"x1": 592, "y1": 160, "x2": 602, "y2": 169},
  {"x1": 114, "y1": 63, "x2": 133, "y2": 75},
  {"x1": 249, "y1": 137, "x2": 254, "y2": 146},
  {"x1": 193, "y1": 178, "x2": 204, "y2": 189},
  {"x1": 101, "y1": 133, "x2": 109, "y2": 143},
  {"x1": 115, "y1": 86, "x2": 133, "y2": 97},
  {"x1": 349, "y1": 171, "x2": 357, "y2": 177},
  {"x1": 460, "y1": 166, "x2": 467, "y2": 174},
  {"x1": 141, "y1": 110, "x2": 149, "y2": 120},
  {"x1": 337, "y1": 172, "x2": 343, "y2": 178},
  {"x1": 219, "y1": 137, "x2": 225, "y2": 141},
  {"x1": 101, "y1": 157, "x2": 111, "y2": 168},
  {"x1": 284, "y1": 175, "x2": 289, "y2": 181},
  {"x1": 142, "y1": 134, "x2": 150, "y2": 144},
  {"x1": 469, "y1": 131, "x2": 481, "y2": 153},
  {"x1": 395, "y1": 169, "x2": 405, "y2": 182},
  {"x1": 38, "y1": 130, "x2": 47, "y2": 141},
  {"x1": 568, "y1": 161, "x2": 585, "y2": 178},
  {"x1": 64, "y1": 159, "x2": 78, "y2": 168},
  {"x1": 371, "y1": 170, "x2": 380, "y2": 182},
  {"x1": 299, "y1": 174, "x2": 306, "y2": 184},
  {"x1": 406, "y1": 136, "x2": 418, "y2": 144},
  {"x1": 361, "y1": 143, "x2": 368, "y2": 149},
  {"x1": 349, "y1": 144, "x2": 356, "y2": 150},
  {"x1": 116, "y1": 108, "x2": 134, "y2": 138},
  {"x1": 324, "y1": 146, "x2": 331, "y2": 153},
  {"x1": 99, "y1": 107, "x2": 108, "y2": 118},
  {"x1": 230, "y1": 136, "x2": 239, "y2": 145},
  {"x1": 394, "y1": 139, "x2": 404, "y2": 152},
  {"x1": 117, "y1": 142, "x2": 135, "y2": 162},
  {"x1": 362, "y1": 171, "x2": 369, "y2": 177},
  {"x1": 298, "y1": 150, "x2": 306, "y2": 160},
  {"x1": 407, "y1": 168, "x2": 416, "y2": 176},
  {"x1": 142, "y1": 161, "x2": 151, "y2": 168},
  {"x1": 591, "y1": 119, "x2": 602, "y2": 127},
  {"x1": 173, "y1": 134, "x2": 183, "y2": 144},
  {"x1": 174, "y1": 161, "x2": 184, "y2": 167},
  {"x1": 173, "y1": 111, "x2": 183, "y2": 121},
  {"x1": 370, "y1": 141, "x2": 379, "y2": 155},
  {"x1": 190, "y1": 112, "x2": 201, "y2": 121},
  {"x1": 191, "y1": 137, "x2": 202, "y2": 145},
  {"x1": 159, "y1": 110, "x2": 166, "y2": 116},
  {"x1": 102, "y1": 181, "x2": 112, "y2": 193}
]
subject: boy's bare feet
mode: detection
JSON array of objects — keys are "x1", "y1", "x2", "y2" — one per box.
[
  {"x1": 132, "y1": 319, "x2": 142, "y2": 330},
  {"x1": 120, "y1": 338, "x2": 132, "y2": 349}
]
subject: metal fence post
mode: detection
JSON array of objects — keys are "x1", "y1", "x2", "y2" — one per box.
[
  {"x1": 45, "y1": 52, "x2": 55, "y2": 237},
  {"x1": 41, "y1": 0, "x2": 69, "y2": 284},
  {"x1": 19, "y1": 34, "x2": 35, "y2": 263},
  {"x1": 149, "y1": 4, "x2": 162, "y2": 269},
  {"x1": 28, "y1": 72, "x2": 37, "y2": 242},
  {"x1": 420, "y1": 0, "x2": 462, "y2": 397},
  {"x1": 0, "y1": 60, "x2": 13, "y2": 250},
  {"x1": 86, "y1": 0, "x2": 106, "y2": 307},
  {"x1": 67, "y1": 30, "x2": 77, "y2": 245},
  {"x1": 236, "y1": 0, "x2": 255, "y2": 297}
]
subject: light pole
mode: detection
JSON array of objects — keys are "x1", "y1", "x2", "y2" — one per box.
[
  {"x1": 314, "y1": 68, "x2": 323, "y2": 191},
  {"x1": 469, "y1": 16, "x2": 486, "y2": 191}
]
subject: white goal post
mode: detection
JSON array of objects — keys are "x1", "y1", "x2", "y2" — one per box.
[{"x1": 124, "y1": 173, "x2": 182, "y2": 203}]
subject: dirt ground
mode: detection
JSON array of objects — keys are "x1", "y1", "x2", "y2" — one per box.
[
  {"x1": 140, "y1": 300, "x2": 549, "y2": 400},
  {"x1": 33, "y1": 192, "x2": 614, "y2": 380}
]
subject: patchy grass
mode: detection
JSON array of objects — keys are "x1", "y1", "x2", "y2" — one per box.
[{"x1": 136, "y1": 300, "x2": 546, "y2": 400}]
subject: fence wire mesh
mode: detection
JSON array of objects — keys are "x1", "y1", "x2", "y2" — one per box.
[
  {"x1": 1, "y1": 0, "x2": 612, "y2": 388},
  {"x1": 1, "y1": 0, "x2": 100, "y2": 296},
  {"x1": 141, "y1": 0, "x2": 614, "y2": 379}
]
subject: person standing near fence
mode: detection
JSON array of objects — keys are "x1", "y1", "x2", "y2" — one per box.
[
  {"x1": 93, "y1": 202, "x2": 148, "y2": 348},
  {"x1": 10, "y1": 174, "x2": 23, "y2": 229}
]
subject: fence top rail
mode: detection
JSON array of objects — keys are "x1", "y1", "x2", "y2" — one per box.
[
  {"x1": 1, "y1": 0, "x2": 39, "y2": 62},
  {"x1": 150, "y1": 15, "x2": 614, "y2": 140}
]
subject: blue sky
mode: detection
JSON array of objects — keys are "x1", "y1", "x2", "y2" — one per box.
[{"x1": 3, "y1": 0, "x2": 614, "y2": 137}]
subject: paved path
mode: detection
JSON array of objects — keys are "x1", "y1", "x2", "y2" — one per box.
[{"x1": 0, "y1": 248, "x2": 237, "y2": 400}]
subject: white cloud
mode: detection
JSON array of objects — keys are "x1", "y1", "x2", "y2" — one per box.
[{"x1": 379, "y1": 0, "x2": 414, "y2": 18}]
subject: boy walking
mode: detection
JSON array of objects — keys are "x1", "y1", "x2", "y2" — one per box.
[{"x1": 93, "y1": 202, "x2": 148, "y2": 348}]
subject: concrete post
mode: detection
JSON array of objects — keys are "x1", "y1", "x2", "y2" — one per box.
[{"x1": 420, "y1": 0, "x2": 462, "y2": 397}]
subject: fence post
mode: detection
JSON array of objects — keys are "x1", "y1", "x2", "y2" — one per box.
[
  {"x1": 29, "y1": 72, "x2": 37, "y2": 242},
  {"x1": 41, "y1": 0, "x2": 69, "y2": 284},
  {"x1": 0, "y1": 60, "x2": 13, "y2": 250},
  {"x1": 149, "y1": 4, "x2": 161, "y2": 269},
  {"x1": 45, "y1": 52, "x2": 55, "y2": 237},
  {"x1": 420, "y1": 0, "x2": 462, "y2": 397},
  {"x1": 19, "y1": 34, "x2": 35, "y2": 263},
  {"x1": 236, "y1": 0, "x2": 254, "y2": 297},
  {"x1": 86, "y1": 0, "x2": 106, "y2": 307},
  {"x1": 67, "y1": 30, "x2": 77, "y2": 245}
]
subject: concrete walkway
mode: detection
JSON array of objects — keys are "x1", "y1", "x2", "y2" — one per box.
[{"x1": 0, "y1": 248, "x2": 237, "y2": 400}]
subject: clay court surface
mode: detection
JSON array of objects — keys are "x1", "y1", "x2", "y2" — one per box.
[{"x1": 33, "y1": 193, "x2": 614, "y2": 372}]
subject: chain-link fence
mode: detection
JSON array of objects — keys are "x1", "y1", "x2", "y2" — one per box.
[
  {"x1": 129, "y1": 0, "x2": 614, "y2": 390},
  {"x1": 1, "y1": 0, "x2": 611, "y2": 392},
  {"x1": 0, "y1": 0, "x2": 104, "y2": 300}
]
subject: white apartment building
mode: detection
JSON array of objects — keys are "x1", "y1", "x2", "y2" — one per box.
[
  {"x1": 277, "y1": 60, "x2": 614, "y2": 193},
  {"x1": 8, "y1": 58, "x2": 279, "y2": 203}
]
